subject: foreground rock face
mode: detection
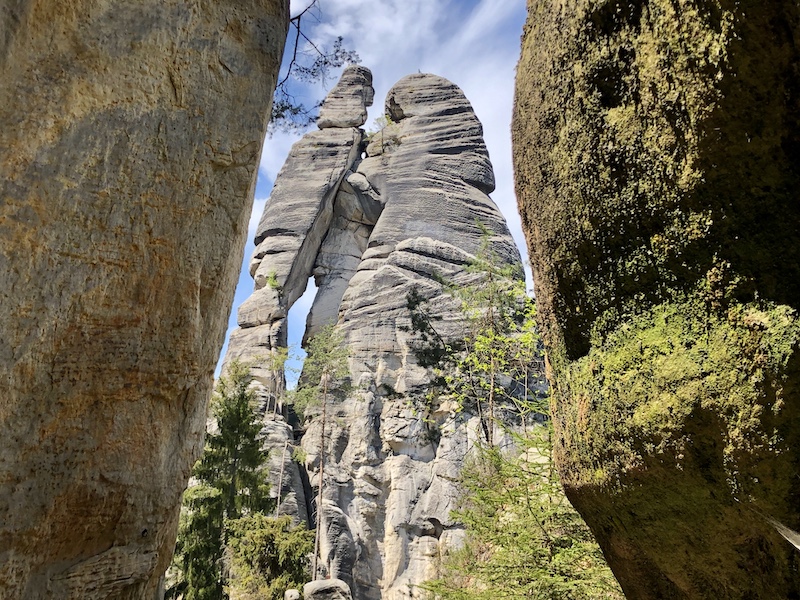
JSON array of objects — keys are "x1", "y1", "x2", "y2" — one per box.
[
  {"x1": 225, "y1": 69, "x2": 523, "y2": 599},
  {"x1": 0, "y1": 1, "x2": 288, "y2": 597},
  {"x1": 514, "y1": 1, "x2": 800, "y2": 598}
]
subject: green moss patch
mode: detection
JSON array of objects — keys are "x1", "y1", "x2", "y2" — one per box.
[{"x1": 558, "y1": 294, "x2": 800, "y2": 506}]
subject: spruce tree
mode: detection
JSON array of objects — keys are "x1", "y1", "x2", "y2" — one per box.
[
  {"x1": 227, "y1": 514, "x2": 314, "y2": 600},
  {"x1": 168, "y1": 361, "x2": 272, "y2": 600}
]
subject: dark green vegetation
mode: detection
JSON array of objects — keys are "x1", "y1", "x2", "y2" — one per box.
[
  {"x1": 426, "y1": 436, "x2": 624, "y2": 600},
  {"x1": 513, "y1": 0, "x2": 800, "y2": 597},
  {"x1": 271, "y1": 1, "x2": 360, "y2": 132},
  {"x1": 409, "y1": 248, "x2": 622, "y2": 598},
  {"x1": 168, "y1": 362, "x2": 312, "y2": 600}
]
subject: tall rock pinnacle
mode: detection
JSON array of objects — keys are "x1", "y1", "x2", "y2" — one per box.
[{"x1": 224, "y1": 68, "x2": 525, "y2": 599}]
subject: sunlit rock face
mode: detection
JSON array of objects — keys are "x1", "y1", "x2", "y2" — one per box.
[
  {"x1": 224, "y1": 69, "x2": 524, "y2": 599},
  {"x1": 513, "y1": 1, "x2": 800, "y2": 598},
  {"x1": 0, "y1": 1, "x2": 288, "y2": 597}
]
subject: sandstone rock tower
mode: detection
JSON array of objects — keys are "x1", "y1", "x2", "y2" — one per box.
[
  {"x1": 514, "y1": 1, "x2": 800, "y2": 598},
  {"x1": 225, "y1": 67, "x2": 523, "y2": 599},
  {"x1": 0, "y1": 2, "x2": 288, "y2": 597}
]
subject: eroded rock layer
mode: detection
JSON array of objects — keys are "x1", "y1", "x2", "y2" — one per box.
[
  {"x1": 513, "y1": 1, "x2": 800, "y2": 598},
  {"x1": 0, "y1": 1, "x2": 288, "y2": 597},
  {"x1": 225, "y1": 69, "x2": 523, "y2": 599}
]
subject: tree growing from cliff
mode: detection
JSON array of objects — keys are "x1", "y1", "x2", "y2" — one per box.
[
  {"x1": 288, "y1": 322, "x2": 350, "y2": 579},
  {"x1": 271, "y1": 1, "x2": 361, "y2": 132},
  {"x1": 405, "y1": 235, "x2": 544, "y2": 444},
  {"x1": 405, "y1": 244, "x2": 623, "y2": 599},
  {"x1": 168, "y1": 361, "x2": 311, "y2": 600}
]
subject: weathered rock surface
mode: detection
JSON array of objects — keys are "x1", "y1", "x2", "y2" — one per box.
[
  {"x1": 225, "y1": 70, "x2": 524, "y2": 599},
  {"x1": 304, "y1": 578, "x2": 353, "y2": 600},
  {"x1": 0, "y1": 1, "x2": 288, "y2": 598},
  {"x1": 514, "y1": 1, "x2": 800, "y2": 598},
  {"x1": 317, "y1": 65, "x2": 374, "y2": 129}
]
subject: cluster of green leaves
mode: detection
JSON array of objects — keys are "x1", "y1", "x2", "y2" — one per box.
[
  {"x1": 227, "y1": 514, "x2": 314, "y2": 600},
  {"x1": 404, "y1": 235, "x2": 622, "y2": 598},
  {"x1": 168, "y1": 361, "x2": 312, "y2": 600},
  {"x1": 425, "y1": 429, "x2": 625, "y2": 600},
  {"x1": 196, "y1": 362, "x2": 272, "y2": 520}
]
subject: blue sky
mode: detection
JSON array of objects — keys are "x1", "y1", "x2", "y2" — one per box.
[{"x1": 217, "y1": 0, "x2": 529, "y2": 378}]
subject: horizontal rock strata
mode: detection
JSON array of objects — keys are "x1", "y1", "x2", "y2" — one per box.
[{"x1": 224, "y1": 69, "x2": 525, "y2": 599}]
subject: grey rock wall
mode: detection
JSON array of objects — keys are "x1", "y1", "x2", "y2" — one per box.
[
  {"x1": 225, "y1": 68, "x2": 524, "y2": 599},
  {"x1": 0, "y1": 1, "x2": 288, "y2": 597}
]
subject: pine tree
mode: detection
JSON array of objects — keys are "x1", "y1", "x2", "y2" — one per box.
[
  {"x1": 405, "y1": 239, "x2": 623, "y2": 599},
  {"x1": 424, "y1": 427, "x2": 624, "y2": 600},
  {"x1": 405, "y1": 234, "x2": 544, "y2": 445},
  {"x1": 168, "y1": 361, "x2": 273, "y2": 600}
]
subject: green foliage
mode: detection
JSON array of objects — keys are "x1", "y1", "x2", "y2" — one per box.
[
  {"x1": 365, "y1": 114, "x2": 395, "y2": 137},
  {"x1": 227, "y1": 514, "x2": 314, "y2": 600},
  {"x1": 196, "y1": 361, "x2": 272, "y2": 519},
  {"x1": 286, "y1": 322, "x2": 350, "y2": 577},
  {"x1": 266, "y1": 271, "x2": 281, "y2": 292},
  {"x1": 170, "y1": 485, "x2": 225, "y2": 600},
  {"x1": 288, "y1": 323, "x2": 350, "y2": 419},
  {"x1": 405, "y1": 233, "x2": 545, "y2": 443},
  {"x1": 424, "y1": 427, "x2": 624, "y2": 600},
  {"x1": 404, "y1": 233, "x2": 621, "y2": 598},
  {"x1": 168, "y1": 361, "x2": 274, "y2": 600},
  {"x1": 292, "y1": 446, "x2": 308, "y2": 464}
]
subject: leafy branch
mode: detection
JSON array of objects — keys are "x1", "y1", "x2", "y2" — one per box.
[{"x1": 271, "y1": 1, "x2": 361, "y2": 133}]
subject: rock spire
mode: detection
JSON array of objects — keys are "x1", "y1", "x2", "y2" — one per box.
[{"x1": 224, "y1": 67, "x2": 525, "y2": 599}]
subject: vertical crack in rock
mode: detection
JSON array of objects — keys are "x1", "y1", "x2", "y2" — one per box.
[{"x1": 224, "y1": 68, "x2": 527, "y2": 599}]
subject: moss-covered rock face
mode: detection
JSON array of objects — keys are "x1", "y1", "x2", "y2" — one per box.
[{"x1": 513, "y1": 0, "x2": 800, "y2": 597}]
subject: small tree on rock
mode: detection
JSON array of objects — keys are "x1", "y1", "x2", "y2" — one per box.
[
  {"x1": 404, "y1": 240, "x2": 623, "y2": 599},
  {"x1": 288, "y1": 322, "x2": 350, "y2": 579}
]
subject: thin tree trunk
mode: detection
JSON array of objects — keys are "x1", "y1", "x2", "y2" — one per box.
[
  {"x1": 275, "y1": 439, "x2": 289, "y2": 518},
  {"x1": 488, "y1": 356, "x2": 495, "y2": 447},
  {"x1": 313, "y1": 378, "x2": 328, "y2": 579}
]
